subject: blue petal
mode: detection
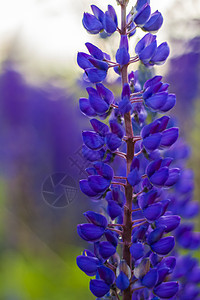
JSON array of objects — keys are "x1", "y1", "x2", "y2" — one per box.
[
  {"x1": 143, "y1": 133, "x2": 162, "y2": 151},
  {"x1": 159, "y1": 256, "x2": 176, "y2": 273},
  {"x1": 160, "y1": 199, "x2": 170, "y2": 215},
  {"x1": 84, "y1": 211, "x2": 108, "y2": 228},
  {"x1": 161, "y1": 157, "x2": 173, "y2": 167},
  {"x1": 130, "y1": 242, "x2": 144, "y2": 260},
  {"x1": 99, "y1": 241, "x2": 116, "y2": 259},
  {"x1": 154, "y1": 282, "x2": 179, "y2": 298},
  {"x1": 149, "y1": 167, "x2": 169, "y2": 186},
  {"x1": 135, "y1": 33, "x2": 153, "y2": 54},
  {"x1": 96, "y1": 83, "x2": 115, "y2": 105},
  {"x1": 90, "y1": 279, "x2": 110, "y2": 298},
  {"x1": 159, "y1": 82, "x2": 169, "y2": 92},
  {"x1": 77, "y1": 223, "x2": 105, "y2": 242},
  {"x1": 94, "y1": 161, "x2": 114, "y2": 180},
  {"x1": 109, "y1": 119, "x2": 124, "y2": 139},
  {"x1": 106, "y1": 133, "x2": 122, "y2": 151},
  {"x1": 87, "y1": 87, "x2": 108, "y2": 113},
  {"x1": 107, "y1": 200, "x2": 122, "y2": 219},
  {"x1": 143, "y1": 82, "x2": 163, "y2": 99},
  {"x1": 85, "y1": 68, "x2": 107, "y2": 83},
  {"x1": 88, "y1": 175, "x2": 110, "y2": 193},
  {"x1": 122, "y1": 83, "x2": 131, "y2": 98},
  {"x1": 139, "y1": 40, "x2": 157, "y2": 64},
  {"x1": 79, "y1": 179, "x2": 99, "y2": 197},
  {"x1": 116, "y1": 272, "x2": 130, "y2": 291},
  {"x1": 134, "y1": 4, "x2": 151, "y2": 26},
  {"x1": 145, "y1": 92, "x2": 168, "y2": 110},
  {"x1": 135, "y1": 0, "x2": 150, "y2": 11},
  {"x1": 141, "y1": 123, "x2": 151, "y2": 138},
  {"x1": 130, "y1": 157, "x2": 140, "y2": 171},
  {"x1": 82, "y1": 131, "x2": 105, "y2": 150},
  {"x1": 136, "y1": 0, "x2": 150, "y2": 11},
  {"x1": 147, "y1": 158, "x2": 162, "y2": 177},
  {"x1": 132, "y1": 224, "x2": 149, "y2": 243},
  {"x1": 160, "y1": 94, "x2": 176, "y2": 112},
  {"x1": 98, "y1": 265, "x2": 115, "y2": 285},
  {"x1": 147, "y1": 226, "x2": 166, "y2": 245},
  {"x1": 144, "y1": 75, "x2": 162, "y2": 89},
  {"x1": 135, "y1": 33, "x2": 157, "y2": 63},
  {"x1": 89, "y1": 57, "x2": 108, "y2": 71},
  {"x1": 77, "y1": 52, "x2": 93, "y2": 69},
  {"x1": 116, "y1": 47, "x2": 130, "y2": 65},
  {"x1": 160, "y1": 127, "x2": 179, "y2": 148},
  {"x1": 143, "y1": 202, "x2": 163, "y2": 221},
  {"x1": 103, "y1": 11, "x2": 117, "y2": 33},
  {"x1": 141, "y1": 268, "x2": 158, "y2": 288},
  {"x1": 157, "y1": 267, "x2": 170, "y2": 285},
  {"x1": 107, "y1": 5, "x2": 118, "y2": 27},
  {"x1": 77, "y1": 255, "x2": 99, "y2": 276},
  {"x1": 151, "y1": 236, "x2": 175, "y2": 255},
  {"x1": 143, "y1": 10, "x2": 163, "y2": 32},
  {"x1": 138, "y1": 189, "x2": 158, "y2": 209},
  {"x1": 82, "y1": 146, "x2": 105, "y2": 163},
  {"x1": 90, "y1": 119, "x2": 109, "y2": 136},
  {"x1": 127, "y1": 169, "x2": 141, "y2": 186},
  {"x1": 119, "y1": 97, "x2": 132, "y2": 114},
  {"x1": 155, "y1": 215, "x2": 181, "y2": 233},
  {"x1": 85, "y1": 167, "x2": 97, "y2": 176},
  {"x1": 85, "y1": 42, "x2": 104, "y2": 60},
  {"x1": 164, "y1": 168, "x2": 180, "y2": 187},
  {"x1": 151, "y1": 42, "x2": 170, "y2": 65},
  {"x1": 82, "y1": 13, "x2": 103, "y2": 34},
  {"x1": 157, "y1": 116, "x2": 170, "y2": 131},
  {"x1": 79, "y1": 98, "x2": 97, "y2": 117},
  {"x1": 106, "y1": 187, "x2": 126, "y2": 207},
  {"x1": 91, "y1": 5, "x2": 105, "y2": 23},
  {"x1": 104, "y1": 229, "x2": 118, "y2": 247}
]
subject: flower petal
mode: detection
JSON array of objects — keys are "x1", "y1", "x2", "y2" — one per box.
[
  {"x1": 76, "y1": 255, "x2": 99, "y2": 276},
  {"x1": 130, "y1": 242, "x2": 144, "y2": 260},
  {"x1": 82, "y1": 13, "x2": 103, "y2": 34},
  {"x1": 143, "y1": 10, "x2": 163, "y2": 32},
  {"x1": 116, "y1": 272, "x2": 130, "y2": 291},
  {"x1": 88, "y1": 175, "x2": 110, "y2": 193},
  {"x1": 141, "y1": 268, "x2": 158, "y2": 288},
  {"x1": 90, "y1": 279, "x2": 110, "y2": 298},
  {"x1": 77, "y1": 223, "x2": 105, "y2": 242},
  {"x1": 82, "y1": 131, "x2": 105, "y2": 150},
  {"x1": 84, "y1": 211, "x2": 108, "y2": 228},
  {"x1": 151, "y1": 236, "x2": 175, "y2": 255},
  {"x1": 154, "y1": 282, "x2": 179, "y2": 298},
  {"x1": 155, "y1": 215, "x2": 181, "y2": 233},
  {"x1": 99, "y1": 241, "x2": 116, "y2": 259}
]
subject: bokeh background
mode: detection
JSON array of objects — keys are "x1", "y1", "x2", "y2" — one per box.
[{"x1": 0, "y1": 0, "x2": 199, "y2": 299}]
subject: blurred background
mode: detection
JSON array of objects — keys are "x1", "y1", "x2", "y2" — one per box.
[{"x1": 0, "y1": 0, "x2": 199, "y2": 299}]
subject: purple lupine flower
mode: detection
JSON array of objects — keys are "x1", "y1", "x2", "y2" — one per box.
[
  {"x1": 82, "y1": 4, "x2": 118, "y2": 36},
  {"x1": 76, "y1": 1, "x2": 200, "y2": 299},
  {"x1": 142, "y1": 10, "x2": 163, "y2": 32},
  {"x1": 135, "y1": 33, "x2": 170, "y2": 66}
]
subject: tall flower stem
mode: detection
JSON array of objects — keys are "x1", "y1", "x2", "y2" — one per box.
[{"x1": 120, "y1": 1, "x2": 134, "y2": 299}]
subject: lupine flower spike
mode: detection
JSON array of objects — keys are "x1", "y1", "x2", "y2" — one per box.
[{"x1": 77, "y1": 0, "x2": 200, "y2": 299}]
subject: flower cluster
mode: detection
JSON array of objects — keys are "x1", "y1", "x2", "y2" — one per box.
[{"x1": 76, "y1": 0, "x2": 200, "y2": 299}]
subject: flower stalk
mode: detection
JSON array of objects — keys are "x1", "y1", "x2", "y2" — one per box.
[{"x1": 76, "y1": 0, "x2": 200, "y2": 299}]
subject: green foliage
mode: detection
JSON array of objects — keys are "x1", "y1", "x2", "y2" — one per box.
[{"x1": 0, "y1": 248, "x2": 94, "y2": 300}]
